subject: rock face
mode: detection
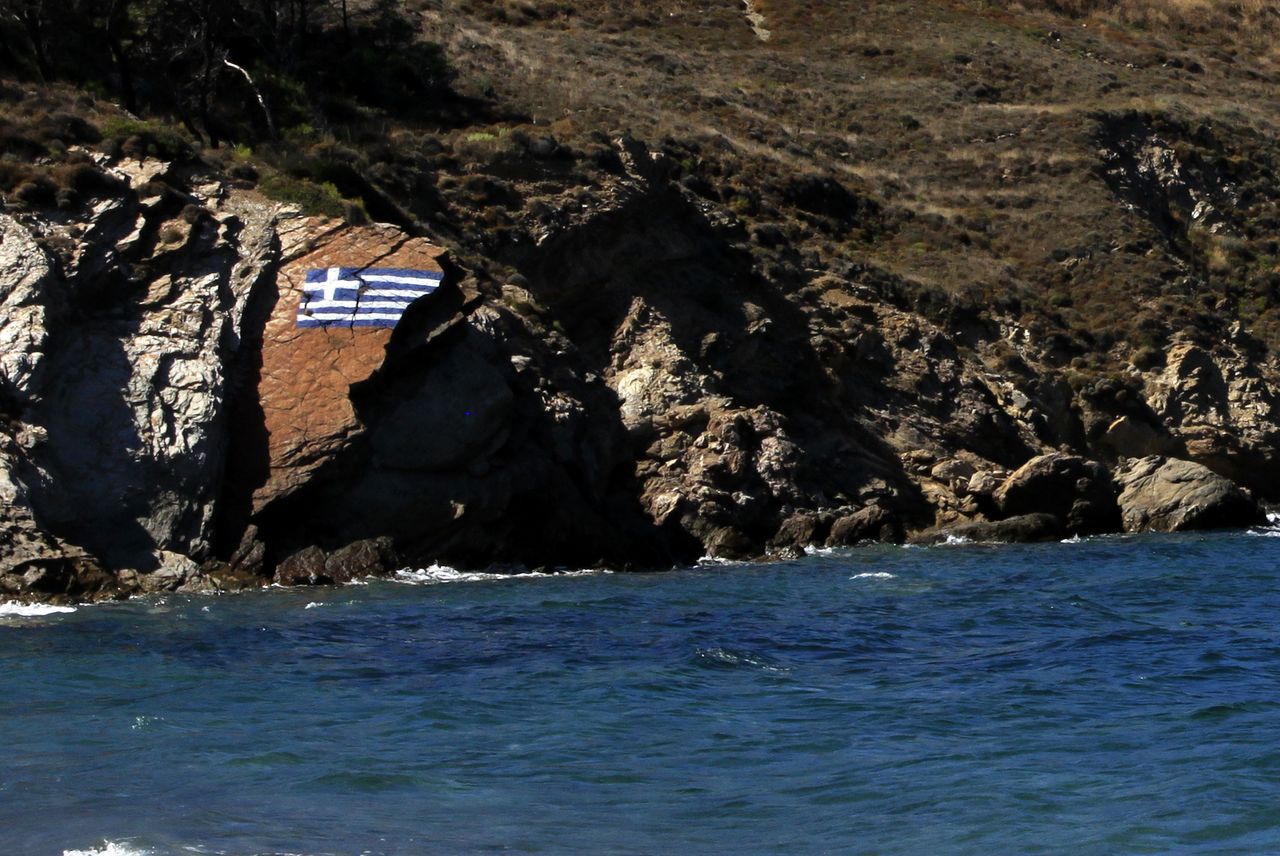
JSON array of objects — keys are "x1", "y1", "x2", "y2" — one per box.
[
  {"x1": 1142, "y1": 340, "x2": 1280, "y2": 496},
  {"x1": 1, "y1": 174, "x2": 281, "y2": 580},
  {"x1": 253, "y1": 220, "x2": 447, "y2": 509},
  {"x1": 993, "y1": 453, "x2": 1120, "y2": 536},
  {"x1": 1115, "y1": 456, "x2": 1266, "y2": 532}
]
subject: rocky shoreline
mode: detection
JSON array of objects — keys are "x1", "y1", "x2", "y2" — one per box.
[{"x1": 2, "y1": 145, "x2": 1277, "y2": 605}]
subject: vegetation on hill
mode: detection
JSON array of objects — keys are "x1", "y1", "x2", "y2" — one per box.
[{"x1": 3, "y1": 0, "x2": 1280, "y2": 375}]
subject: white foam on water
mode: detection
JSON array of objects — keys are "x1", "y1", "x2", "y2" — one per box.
[
  {"x1": 63, "y1": 842, "x2": 151, "y2": 856},
  {"x1": 850, "y1": 572, "x2": 896, "y2": 580},
  {"x1": 304, "y1": 601, "x2": 324, "y2": 609},
  {"x1": 1061, "y1": 534, "x2": 1085, "y2": 544},
  {"x1": 1246, "y1": 511, "x2": 1280, "y2": 536},
  {"x1": 940, "y1": 534, "x2": 972, "y2": 546},
  {"x1": 696, "y1": 555, "x2": 743, "y2": 566},
  {"x1": 0, "y1": 602, "x2": 77, "y2": 618},
  {"x1": 393, "y1": 564, "x2": 607, "y2": 585}
]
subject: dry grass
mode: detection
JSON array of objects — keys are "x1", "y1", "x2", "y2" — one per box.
[
  {"x1": 999, "y1": 0, "x2": 1280, "y2": 39},
  {"x1": 417, "y1": 0, "x2": 1280, "y2": 361}
]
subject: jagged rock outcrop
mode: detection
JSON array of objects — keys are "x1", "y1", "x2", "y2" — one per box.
[
  {"x1": 1115, "y1": 456, "x2": 1266, "y2": 533},
  {"x1": 3, "y1": 131, "x2": 1279, "y2": 605}
]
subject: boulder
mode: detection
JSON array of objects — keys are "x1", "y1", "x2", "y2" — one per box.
[
  {"x1": 826, "y1": 506, "x2": 903, "y2": 546},
  {"x1": 770, "y1": 511, "x2": 833, "y2": 548},
  {"x1": 274, "y1": 538, "x2": 398, "y2": 586},
  {"x1": 909, "y1": 513, "x2": 1063, "y2": 545},
  {"x1": 1115, "y1": 456, "x2": 1266, "y2": 532},
  {"x1": 994, "y1": 452, "x2": 1120, "y2": 536}
]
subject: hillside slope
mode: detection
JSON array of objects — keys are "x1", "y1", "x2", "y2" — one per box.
[{"x1": 1, "y1": 0, "x2": 1279, "y2": 599}]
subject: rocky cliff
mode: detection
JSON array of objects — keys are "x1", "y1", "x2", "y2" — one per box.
[{"x1": 2, "y1": 0, "x2": 1279, "y2": 601}]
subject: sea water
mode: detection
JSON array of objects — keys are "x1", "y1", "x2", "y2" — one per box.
[{"x1": 6, "y1": 530, "x2": 1280, "y2": 855}]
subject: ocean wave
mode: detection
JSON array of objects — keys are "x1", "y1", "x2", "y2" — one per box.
[
  {"x1": 850, "y1": 572, "x2": 896, "y2": 580},
  {"x1": 63, "y1": 842, "x2": 151, "y2": 856},
  {"x1": 694, "y1": 646, "x2": 789, "y2": 672},
  {"x1": 393, "y1": 565, "x2": 607, "y2": 585},
  {"x1": 1, "y1": 602, "x2": 77, "y2": 618}
]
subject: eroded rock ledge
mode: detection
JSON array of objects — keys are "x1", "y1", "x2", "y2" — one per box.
[{"x1": 0, "y1": 149, "x2": 1274, "y2": 603}]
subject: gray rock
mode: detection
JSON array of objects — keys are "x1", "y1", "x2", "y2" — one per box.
[
  {"x1": 0, "y1": 216, "x2": 56, "y2": 405},
  {"x1": 1115, "y1": 456, "x2": 1266, "y2": 532},
  {"x1": 22, "y1": 185, "x2": 282, "y2": 570}
]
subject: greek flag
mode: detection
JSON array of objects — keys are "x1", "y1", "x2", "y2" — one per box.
[{"x1": 296, "y1": 267, "x2": 443, "y2": 328}]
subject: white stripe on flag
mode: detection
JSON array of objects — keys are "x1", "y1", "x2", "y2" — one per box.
[
  {"x1": 360, "y1": 274, "x2": 443, "y2": 285},
  {"x1": 303, "y1": 312, "x2": 407, "y2": 321}
]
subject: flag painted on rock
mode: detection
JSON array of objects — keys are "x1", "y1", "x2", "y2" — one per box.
[{"x1": 296, "y1": 267, "x2": 443, "y2": 328}]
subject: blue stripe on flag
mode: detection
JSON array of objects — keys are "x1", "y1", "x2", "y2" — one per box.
[{"x1": 303, "y1": 267, "x2": 443, "y2": 283}]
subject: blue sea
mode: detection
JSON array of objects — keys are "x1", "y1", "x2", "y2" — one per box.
[{"x1": 6, "y1": 530, "x2": 1280, "y2": 856}]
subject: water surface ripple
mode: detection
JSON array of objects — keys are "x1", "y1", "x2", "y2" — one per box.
[{"x1": 6, "y1": 532, "x2": 1280, "y2": 855}]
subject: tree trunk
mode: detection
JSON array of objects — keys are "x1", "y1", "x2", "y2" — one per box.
[
  {"x1": 224, "y1": 57, "x2": 277, "y2": 140},
  {"x1": 106, "y1": 0, "x2": 139, "y2": 114},
  {"x1": 17, "y1": 7, "x2": 51, "y2": 82}
]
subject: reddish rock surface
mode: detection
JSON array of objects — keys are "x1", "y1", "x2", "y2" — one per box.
[{"x1": 254, "y1": 220, "x2": 446, "y2": 510}]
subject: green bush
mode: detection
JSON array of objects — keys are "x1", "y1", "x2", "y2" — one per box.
[
  {"x1": 98, "y1": 117, "x2": 193, "y2": 161},
  {"x1": 258, "y1": 173, "x2": 346, "y2": 218}
]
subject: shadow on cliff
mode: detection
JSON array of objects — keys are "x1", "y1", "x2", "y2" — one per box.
[
  {"x1": 23, "y1": 279, "x2": 160, "y2": 571},
  {"x1": 246, "y1": 270, "x2": 698, "y2": 572},
  {"x1": 500, "y1": 173, "x2": 931, "y2": 534},
  {"x1": 211, "y1": 235, "x2": 281, "y2": 559}
]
